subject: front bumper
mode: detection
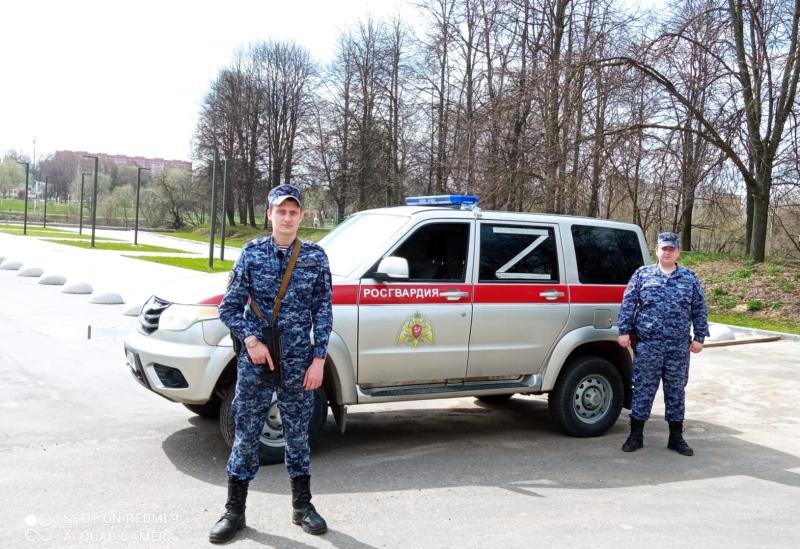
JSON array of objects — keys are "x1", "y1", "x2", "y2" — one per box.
[{"x1": 123, "y1": 322, "x2": 236, "y2": 404}]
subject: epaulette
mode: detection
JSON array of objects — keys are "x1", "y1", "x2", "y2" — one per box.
[{"x1": 245, "y1": 235, "x2": 271, "y2": 249}]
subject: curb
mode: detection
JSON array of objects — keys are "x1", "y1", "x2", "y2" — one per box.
[
  {"x1": 716, "y1": 322, "x2": 800, "y2": 341},
  {"x1": 711, "y1": 322, "x2": 800, "y2": 344},
  {"x1": 704, "y1": 335, "x2": 783, "y2": 348}
]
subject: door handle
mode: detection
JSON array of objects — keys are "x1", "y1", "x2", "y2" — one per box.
[
  {"x1": 539, "y1": 289, "x2": 565, "y2": 301},
  {"x1": 441, "y1": 290, "x2": 469, "y2": 301}
]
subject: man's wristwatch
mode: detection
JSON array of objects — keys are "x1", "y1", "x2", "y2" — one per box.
[{"x1": 244, "y1": 336, "x2": 259, "y2": 349}]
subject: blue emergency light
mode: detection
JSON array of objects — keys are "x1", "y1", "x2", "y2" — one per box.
[{"x1": 404, "y1": 194, "x2": 480, "y2": 208}]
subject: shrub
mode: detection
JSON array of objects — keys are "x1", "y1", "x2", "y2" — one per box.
[
  {"x1": 735, "y1": 268, "x2": 752, "y2": 279},
  {"x1": 712, "y1": 287, "x2": 727, "y2": 297},
  {"x1": 747, "y1": 300, "x2": 764, "y2": 312},
  {"x1": 764, "y1": 265, "x2": 781, "y2": 274},
  {"x1": 771, "y1": 301, "x2": 783, "y2": 311}
]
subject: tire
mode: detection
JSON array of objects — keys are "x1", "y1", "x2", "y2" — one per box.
[
  {"x1": 548, "y1": 355, "x2": 623, "y2": 437},
  {"x1": 476, "y1": 394, "x2": 514, "y2": 404},
  {"x1": 183, "y1": 400, "x2": 221, "y2": 418},
  {"x1": 219, "y1": 386, "x2": 329, "y2": 465}
]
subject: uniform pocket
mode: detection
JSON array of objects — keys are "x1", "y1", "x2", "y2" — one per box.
[
  {"x1": 640, "y1": 283, "x2": 662, "y2": 304},
  {"x1": 290, "y1": 265, "x2": 320, "y2": 300},
  {"x1": 673, "y1": 282, "x2": 693, "y2": 306}
]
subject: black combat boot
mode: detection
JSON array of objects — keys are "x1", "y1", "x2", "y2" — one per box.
[
  {"x1": 209, "y1": 479, "x2": 248, "y2": 544},
  {"x1": 667, "y1": 421, "x2": 694, "y2": 456},
  {"x1": 290, "y1": 475, "x2": 327, "y2": 535},
  {"x1": 622, "y1": 418, "x2": 645, "y2": 452}
]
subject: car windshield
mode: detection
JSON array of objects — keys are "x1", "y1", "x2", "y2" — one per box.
[{"x1": 319, "y1": 212, "x2": 409, "y2": 276}]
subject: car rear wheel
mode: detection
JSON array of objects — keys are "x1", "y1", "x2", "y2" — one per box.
[
  {"x1": 548, "y1": 356, "x2": 623, "y2": 437},
  {"x1": 219, "y1": 386, "x2": 329, "y2": 465}
]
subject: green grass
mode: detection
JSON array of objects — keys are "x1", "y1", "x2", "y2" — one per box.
[
  {"x1": 0, "y1": 223, "x2": 70, "y2": 231},
  {"x1": 160, "y1": 230, "x2": 254, "y2": 248},
  {"x1": 124, "y1": 255, "x2": 234, "y2": 272},
  {"x1": 0, "y1": 198, "x2": 75, "y2": 214},
  {"x1": 48, "y1": 240, "x2": 188, "y2": 253},
  {"x1": 160, "y1": 225, "x2": 329, "y2": 248},
  {"x1": 680, "y1": 251, "x2": 731, "y2": 266},
  {"x1": 0, "y1": 227, "x2": 118, "y2": 240},
  {"x1": 709, "y1": 314, "x2": 800, "y2": 335}
]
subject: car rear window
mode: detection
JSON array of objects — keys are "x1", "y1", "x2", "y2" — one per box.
[
  {"x1": 571, "y1": 225, "x2": 644, "y2": 284},
  {"x1": 479, "y1": 224, "x2": 559, "y2": 283}
]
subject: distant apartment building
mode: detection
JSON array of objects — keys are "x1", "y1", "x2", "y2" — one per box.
[{"x1": 61, "y1": 150, "x2": 192, "y2": 174}]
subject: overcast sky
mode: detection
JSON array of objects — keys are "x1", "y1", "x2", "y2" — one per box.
[{"x1": 1, "y1": 0, "x2": 660, "y2": 164}]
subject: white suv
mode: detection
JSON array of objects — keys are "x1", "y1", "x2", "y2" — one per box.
[{"x1": 124, "y1": 195, "x2": 649, "y2": 463}]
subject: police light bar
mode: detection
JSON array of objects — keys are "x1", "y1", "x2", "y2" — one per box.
[{"x1": 404, "y1": 194, "x2": 479, "y2": 208}]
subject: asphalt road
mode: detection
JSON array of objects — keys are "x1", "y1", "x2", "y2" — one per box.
[{"x1": 1, "y1": 236, "x2": 799, "y2": 548}]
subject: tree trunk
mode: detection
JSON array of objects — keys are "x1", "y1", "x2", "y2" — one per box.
[
  {"x1": 744, "y1": 185, "x2": 753, "y2": 256},
  {"x1": 750, "y1": 189, "x2": 769, "y2": 262},
  {"x1": 237, "y1": 196, "x2": 246, "y2": 226},
  {"x1": 680, "y1": 193, "x2": 694, "y2": 252}
]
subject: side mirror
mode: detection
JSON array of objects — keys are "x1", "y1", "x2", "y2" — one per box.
[{"x1": 373, "y1": 256, "x2": 409, "y2": 282}]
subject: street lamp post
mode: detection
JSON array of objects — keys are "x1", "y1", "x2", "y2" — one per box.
[
  {"x1": 43, "y1": 175, "x2": 51, "y2": 228},
  {"x1": 135, "y1": 166, "x2": 150, "y2": 245},
  {"x1": 82, "y1": 155, "x2": 99, "y2": 248},
  {"x1": 208, "y1": 150, "x2": 219, "y2": 269},
  {"x1": 16, "y1": 161, "x2": 29, "y2": 235},
  {"x1": 220, "y1": 158, "x2": 229, "y2": 261},
  {"x1": 79, "y1": 172, "x2": 91, "y2": 235}
]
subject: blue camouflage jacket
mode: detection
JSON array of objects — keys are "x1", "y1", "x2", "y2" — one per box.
[
  {"x1": 219, "y1": 236, "x2": 333, "y2": 360},
  {"x1": 617, "y1": 263, "x2": 709, "y2": 343}
]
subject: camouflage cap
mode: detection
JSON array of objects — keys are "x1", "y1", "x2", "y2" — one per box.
[
  {"x1": 268, "y1": 184, "x2": 303, "y2": 208},
  {"x1": 657, "y1": 232, "x2": 680, "y2": 249}
]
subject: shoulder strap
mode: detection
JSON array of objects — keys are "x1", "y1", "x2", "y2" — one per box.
[{"x1": 250, "y1": 240, "x2": 301, "y2": 326}]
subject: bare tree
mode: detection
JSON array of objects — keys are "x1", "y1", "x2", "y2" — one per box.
[{"x1": 606, "y1": 0, "x2": 800, "y2": 261}]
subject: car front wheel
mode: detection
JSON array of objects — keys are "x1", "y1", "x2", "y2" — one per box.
[
  {"x1": 219, "y1": 386, "x2": 328, "y2": 465},
  {"x1": 548, "y1": 356, "x2": 623, "y2": 437}
]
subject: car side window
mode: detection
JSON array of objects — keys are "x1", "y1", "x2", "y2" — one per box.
[
  {"x1": 389, "y1": 222, "x2": 470, "y2": 281},
  {"x1": 571, "y1": 225, "x2": 644, "y2": 284},
  {"x1": 479, "y1": 224, "x2": 559, "y2": 283}
]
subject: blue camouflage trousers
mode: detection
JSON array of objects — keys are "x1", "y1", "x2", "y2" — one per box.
[
  {"x1": 631, "y1": 339, "x2": 691, "y2": 423},
  {"x1": 227, "y1": 350, "x2": 313, "y2": 481}
]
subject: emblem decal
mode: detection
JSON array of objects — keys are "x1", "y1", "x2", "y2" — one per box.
[
  {"x1": 227, "y1": 271, "x2": 236, "y2": 288},
  {"x1": 398, "y1": 312, "x2": 434, "y2": 348}
]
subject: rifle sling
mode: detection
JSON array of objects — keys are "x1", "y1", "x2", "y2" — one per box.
[{"x1": 249, "y1": 239, "x2": 301, "y2": 326}]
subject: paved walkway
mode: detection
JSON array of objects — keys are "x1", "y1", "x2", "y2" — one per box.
[{"x1": 40, "y1": 224, "x2": 243, "y2": 260}]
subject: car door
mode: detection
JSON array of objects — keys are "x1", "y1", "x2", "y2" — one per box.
[
  {"x1": 357, "y1": 220, "x2": 474, "y2": 387},
  {"x1": 467, "y1": 220, "x2": 569, "y2": 378}
]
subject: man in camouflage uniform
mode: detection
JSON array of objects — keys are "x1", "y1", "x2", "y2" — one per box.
[
  {"x1": 617, "y1": 232, "x2": 708, "y2": 457},
  {"x1": 210, "y1": 184, "x2": 333, "y2": 543}
]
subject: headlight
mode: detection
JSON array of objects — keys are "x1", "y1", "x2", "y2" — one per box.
[{"x1": 158, "y1": 304, "x2": 220, "y2": 331}]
